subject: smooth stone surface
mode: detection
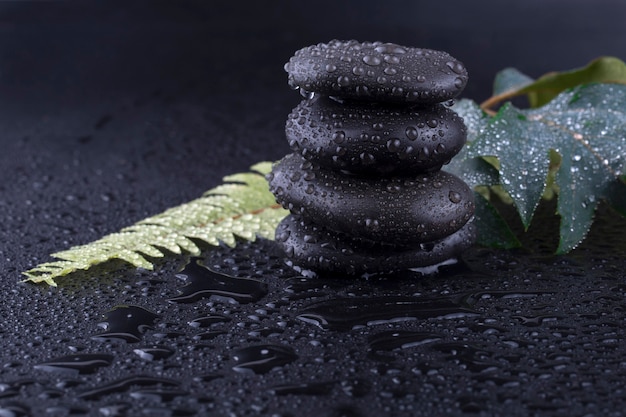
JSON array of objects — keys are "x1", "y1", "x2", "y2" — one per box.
[
  {"x1": 268, "y1": 153, "x2": 475, "y2": 244},
  {"x1": 276, "y1": 214, "x2": 477, "y2": 275},
  {"x1": 285, "y1": 40, "x2": 468, "y2": 104},
  {"x1": 286, "y1": 96, "x2": 467, "y2": 175}
]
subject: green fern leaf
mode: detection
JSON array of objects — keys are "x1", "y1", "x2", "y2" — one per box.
[{"x1": 23, "y1": 162, "x2": 288, "y2": 286}]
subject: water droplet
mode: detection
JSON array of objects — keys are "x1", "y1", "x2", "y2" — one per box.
[
  {"x1": 232, "y1": 345, "x2": 298, "y2": 374},
  {"x1": 352, "y1": 66, "x2": 365, "y2": 76},
  {"x1": 454, "y1": 77, "x2": 465, "y2": 89},
  {"x1": 446, "y1": 61, "x2": 465, "y2": 74},
  {"x1": 362, "y1": 55, "x2": 381, "y2": 66},
  {"x1": 337, "y1": 75, "x2": 351, "y2": 87},
  {"x1": 340, "y1": 378, "x2": 372, "y2": 398},
  {"x1": 275, "y1": 229, "x2": 291, "y2": 242},
  {"x1": 359, "y1": 153, "x2": 376, "y2": 165},
  {"x1": 405, "y1": 126, "x2": 418, "y2": 141},
  {"x1": 365, "y1": 218, "x2": 380, "y2": 231},
  {"x1": 386, "y1": 138, "x2": 402, "y2": 152},
  {"x1": 374, "y1": 43, "x2": 407, "y2": 54},
  {"x1": 168, "y1": 259, "x2": 268, "y2": 304},
  {"x1": 325, "y1": 64, "x2": 337, "y2": 73},
  {"x1": 332, "y1": 131, "x2": 346, "y2": 143},
  {"x1": 449, "y1": 191, "x2": 462, "y2": 203},
  {"x1": 427, "y1": 119, "x2": 438, "y2": 128}
]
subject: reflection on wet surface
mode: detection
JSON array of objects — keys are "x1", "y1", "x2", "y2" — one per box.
[{"x1": 2, "y1": 214, "x2": 626, "y2": 416}]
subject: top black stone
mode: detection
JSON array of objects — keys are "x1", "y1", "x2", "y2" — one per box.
[{"x1": 284, "y1": 40, "x2": 468, "y2": 104}]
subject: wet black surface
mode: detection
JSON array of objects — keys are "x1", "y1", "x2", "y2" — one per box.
[{"x1": 2, "y1": 1, "x2": 626, "y2": 416}]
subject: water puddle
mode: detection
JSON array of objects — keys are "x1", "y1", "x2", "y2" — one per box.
[
  {"x1": 188, "y1": 315, "x2": 230, "y2": 328},
  {"x1": 92, "y1": 305, "x2": 161, "y2": 343},
  {"x1": 232, "y1": 344, "x2": 298, "y2": 374},
  {"x1": 368, "y1": 331, "x2": 441, "y2": 351},
  {"x1": 168, "y1": 258, "x2": 268, "y2": 304},
  {"x1": 34, "y1": 354, "x2": 114, "y2": 375},
  {"x1": 270, "y1": 381, "x2": 336, "y2": 396},
  {"x1": 78, "y1": 375, "x2": 180, "y2": 400},
  {"x1": 132, "y1": 345, "x2": 175, "y2": 361},
  {"x1": 297, "y1": 296, "x2": 478, "y2": 331},
  {"x1": 460, "y1": 290, "x2": 554, "y2": 306}
]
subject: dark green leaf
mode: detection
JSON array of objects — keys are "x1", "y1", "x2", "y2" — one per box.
[
  {"x1": 468, "y1": 83, "x2": 626, "y2": 253},
  {"x1": 472, "y1": 192, "x2": 521, "y2": 249}
]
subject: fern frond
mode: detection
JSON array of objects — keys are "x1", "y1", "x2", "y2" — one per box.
[{"x1": 23, "y1": 162, "x2": 287, "y2": 286}]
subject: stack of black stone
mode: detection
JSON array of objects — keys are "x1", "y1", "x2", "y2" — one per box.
[{"x1": 269, "y1": 40, "x2": 476, "y2": 276}]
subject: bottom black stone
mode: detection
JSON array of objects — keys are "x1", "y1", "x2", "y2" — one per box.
[{"x1": 275, "y1": 214, "x2": 477, "y2": 276}]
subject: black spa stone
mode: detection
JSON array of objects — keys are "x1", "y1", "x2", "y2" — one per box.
[
  {"x1": 268, "y1": 153, "x2": 475, "y2": 245},
  {"x1": 276, "y1": 214, "x2": 477, "y2": 275},
  {"x1": 284, "y1": 40, "x2": 468, "y2": 104},
  {"x1": 286, "y1": 96, "x2": 467, "y2": 175}
]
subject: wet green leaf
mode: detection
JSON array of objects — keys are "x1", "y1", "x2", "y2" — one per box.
[{"x1": 467, "y1": 83, "x2": 626, "y2": 253}]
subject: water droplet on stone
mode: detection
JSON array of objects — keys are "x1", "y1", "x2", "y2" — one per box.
[
  {"x1": 386, "y1": 138, "x2": 402, "y2": 152},
  {"x1": 362, "y1": 55, "x2": 382, "y2": 66},
  {"x1": 332, "y1": 131, "x2": 346, "y2": 143},
  {"x1": 337, "y1": 75, "x2": 351, "y2": 87},
  {"x1": 360, "y1": 153, "x2": 376, "y2": 165},
  {"x1": 405, "y1": 126, "x2": 419, "y2": 141},
  {"x1": 446, "y1": 60, "x2": 466, "y2": 74},
  {"x1": 374, "y1": 43, "x2": 407, "y2": 54},
  {"x1": 449, "y1": 191, "x2": 462, "y2": 203},
  {"x1": 352, "y1": 66, "x2": 365, "y2": 76}
]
